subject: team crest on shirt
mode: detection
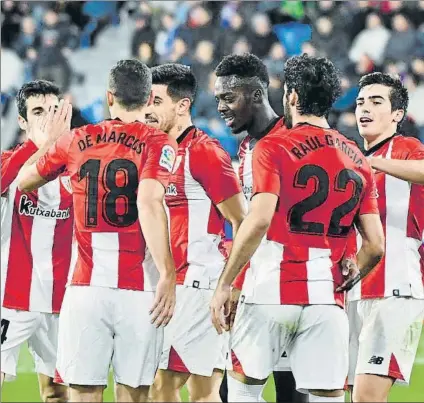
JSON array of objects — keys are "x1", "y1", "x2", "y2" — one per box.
[
  {"x1": 60, "y1": 176, "x2": 73, "y2": 194},
  {"x1": 172, "y1": 155, "x2": 182, "y2": 174},
  {"x1": 159, "y1": 145, "x2": 176, "y2": 172}
]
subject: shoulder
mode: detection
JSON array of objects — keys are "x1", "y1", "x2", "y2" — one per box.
[
  {"x1": 190, "y1": 129, "x2": 228, "y2": 157},
  {"x1": 392, "y1": 135, "x2": 423, "y2": 151}
]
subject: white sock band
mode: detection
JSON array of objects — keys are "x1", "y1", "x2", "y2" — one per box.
[
  {"x1": 309, "y1": 393, "x2": 345, "y2": 402},
  {"x1": 227, "y1": 374, "x2": 266, "y2": 402}
]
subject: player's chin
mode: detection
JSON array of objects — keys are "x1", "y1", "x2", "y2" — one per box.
[{"x1": 229, "y1": 123, "x2": 245, "y2": 135}]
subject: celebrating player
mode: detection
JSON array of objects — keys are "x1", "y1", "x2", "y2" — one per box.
[
  {"x1": 17, "y1": 60, "x2": 177, "y2": 403},
  {"x1": 348, "y1": 72, "x2": 424, "y2": 402},
  {"x1": 1, "y1": 80, "x2": 72, "y2": 402},
  {"x1": 210, "y1": 54, "x2": 385, "y2": 403},
  {"x1": 144, "y1": 63, "x2": 245, "y2": 402},
  {"x1": 214, "y1": 53, "x2": 308, "y2": 403}
]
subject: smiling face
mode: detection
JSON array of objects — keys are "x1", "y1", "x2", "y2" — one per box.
[
  {"x1": 144, "y1": 84, "x2": 178, "y2": 133},
  {"x1": 355, "y1": 84, "x2": 403, "y2": 143},
  {"x1": 214, "y1": 76, "x2": 254, "y2": 134}
]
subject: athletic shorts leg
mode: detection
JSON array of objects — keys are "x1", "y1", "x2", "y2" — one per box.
[
  {"x1": 273, "y1": 350, "x2": 291, "y2": 372},
  {"x1": 28, "y1": 313, "x2": 59, "y2": 379},
  {"x1": 113, "y1": 290, "x2": 163, "y2": 387},
  {"x1": 56, "y1": 286, "x2": 114, "y2": 386},
  {"x1": 355, "y1": 297, "x2": 424, "y2": 385},
  {"x1": 159, "y1": 286, "x2": 224, "y2": 376},
  {"x1": 229, "y1": 302, "x2": 281, "y2": 380},
  {"x1": 347, "y1": 300, "x2": 361, "y2": 385},
  {"x1": 289, "y1": 305, "x2": 349, "y2": 393},
  {"x1": 0, "y1": 307, "x2": 41, "y2": 381}
]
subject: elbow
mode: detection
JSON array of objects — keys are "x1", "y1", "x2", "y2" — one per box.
[
  {"x1": 253, "y1": 216, "x2": 272, "y2": 235},
  {"x1": 17, "y1": 176, "x2": 31, "y2": 193},
  {"x1": 364, "y1": 237, "x2": 385, "y2": 264}
]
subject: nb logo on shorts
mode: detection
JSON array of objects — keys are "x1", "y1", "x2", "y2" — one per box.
[
  {"x1": 368, "y1": 356, "x2": 384, "y2": 365},
  {"x1": 281, "y1": 351, "x2": 288, "y2": 358}
]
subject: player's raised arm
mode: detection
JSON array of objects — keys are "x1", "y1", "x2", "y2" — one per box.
[
  {"x1": 17, "y1": 99, "x2": 72, "y2": 192},
  {"x1": 137, "y1": 136, "x2": 178, "y2": 328}
]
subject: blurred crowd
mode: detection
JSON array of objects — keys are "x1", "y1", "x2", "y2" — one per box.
[{"x1": 2, "y1": 0, "x2": 424, "y2": 154}]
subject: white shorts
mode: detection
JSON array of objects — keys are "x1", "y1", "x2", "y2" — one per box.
[
  {"x1": 159, "y1": 285, "x2": 226, "y2": 376},
  {"x1": 1, "y1": 307, "x2": 58, "y2": 381},
  {"x1": 347, "y1": 297, "x2": 424, "y2": 385},
  {"x1": 230, "y1": 301, "x2": 349, "y2": 392},
  {"x1": 56, "y1": 286, "x2": 163, "y2": 388}
]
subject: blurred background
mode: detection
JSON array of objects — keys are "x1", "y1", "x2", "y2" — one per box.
[{"x1": 1, "y1": 0, "x2": 424, "y2": 157}]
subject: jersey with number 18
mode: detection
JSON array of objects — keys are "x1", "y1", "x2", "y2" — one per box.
[{"x1": 36, "y1": 118, "x2": 177, "y2": 292}]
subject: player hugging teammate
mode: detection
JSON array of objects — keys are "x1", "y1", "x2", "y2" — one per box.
[{"x1": 1, "y1": 53, "x2": 423, "y2": 403}]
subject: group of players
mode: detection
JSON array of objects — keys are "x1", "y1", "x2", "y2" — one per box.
[{"x1": 1, "y1": 51, "x2": 423, "y2": 403}]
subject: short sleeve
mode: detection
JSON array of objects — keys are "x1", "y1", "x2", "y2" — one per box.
[
  {"x1": 36, "y1": 131, "x2": 73, "y2": 181},
  {"x1": 140, "y1": 131, "x2": 178, "y2": 188},
  {"x1": 359, "y1": 167, "x2": 379, "y2": 215},
  {"x1": 252, "y1": 140, "x2": 281, "y2": 197},
  {"x1": 393, "y1": 137, "x2": 424, "y2": 160},
  {"x1": 190, "y1": 141, "x2": 241, "y2": 205},
  {"x1": 406, "y1": 141, "x2": 424, "y2": 161}
]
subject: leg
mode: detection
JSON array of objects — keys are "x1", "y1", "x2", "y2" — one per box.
[
  {"x1": 115, "y1": 383, "x2": 150, "y2": 403},
  {"x1": 187, "y1": 369, "x2": 224, "y2": 402},
  {"x1": 346, "y1": 300, "x2": 362, "y2": 400},
  {"x1": 352, "y1": 298, "x2": 424, "y2": 402},
  {"x1": 227, "y1": 370, "x2": 267, "y2": 402},
  {"x1": 219, "y1": 371, "x2": 228, "y2": 403},
  {"x1": 150, "y1": 369, "x2": 190, "y2": 402},
  {"x1": 1, "y1": 372, "x2": 5, "y2": 388},
  {"x1": 69, "y1": 385, "x2": 104, "y2": 403},
  {"x1": 37, "y1": 373, "x2": 68, "y2": 402},
  {"x1": 273, "y1": 371, "x2": 308, "y2": 403}
]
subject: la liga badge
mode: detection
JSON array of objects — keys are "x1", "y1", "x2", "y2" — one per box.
[{"x1": 159, "y1": 145, "x2": 176, "y2": 172}]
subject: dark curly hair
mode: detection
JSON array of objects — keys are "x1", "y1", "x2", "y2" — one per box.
[
  {"x1": 358, "y1": 72, "x2": 409, "y2": 120},
  {"x1": 16, "y1": 80, "x2": 60, "y2": 120},
  {"x1": 151, "y1": 63, "x2": 197, "y2": 103},
  {"x1": 109, "y1": 59, "x2": 152, "y2": 111},
  {"x1": 215, "y1": 53, "x2": 270, "y2": 88},
  {"x1": 284, "y1": 54, "x2": 341, "y2": 117}
]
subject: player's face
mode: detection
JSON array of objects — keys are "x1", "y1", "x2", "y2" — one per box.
[
  {"x1": 355, "y1": 84, "x2": 403, "y2": 140},
  {"x1": 214, "y1": 76, "x2": 253, "y2": 135},
  {"x1": 19, "y1": 94, "x2": 59, "y2": 131},
  {"x1": 145, "y1": 84, "x2": 177, "y2": 133}
]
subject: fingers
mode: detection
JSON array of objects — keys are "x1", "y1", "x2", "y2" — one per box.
[
  {"x1": 336, "y1": 272, "x2": 362, "y2": 292},
  {"x1": 210, "y1": 305, "x2": 223, "y2": 335},
  {"x1": 150, "y1": 292, "x2": 175, "y2": 328}
]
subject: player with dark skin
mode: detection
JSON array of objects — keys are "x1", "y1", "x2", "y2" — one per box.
[{"x1": 214, "y1": 53, "x2": 308, "y2": 403}]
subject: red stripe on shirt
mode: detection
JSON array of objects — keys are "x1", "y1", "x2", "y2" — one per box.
[
  {"x1": 117, "y1": 231, "x2": 145, "y2": 290},
  {"x1": 72, "y1": 230, "x2": 94, "y2": 285},
  {"x1": 280, "y1": 247, "x2": 309, "y2": 304}
]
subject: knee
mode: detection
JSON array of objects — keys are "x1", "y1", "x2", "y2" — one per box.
[
  {"x1": 40, "y1": 384, "x2": 68, "y2": 403},
  {"x1": 353, "y1": 385, "x2": 386, "y2": 402}
]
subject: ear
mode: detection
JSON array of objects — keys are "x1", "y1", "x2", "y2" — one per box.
[
  {"x1": 18, "y1": 115, "x2": 27, "y2": 131},
  {"x1": 106, "y1": 91, "x2": 114, "y2": 107},
  {"x1": 146, "y1": 90, "x2": 154, "y2": 107},
  {"x1": 252, "y1": 88, "x2": 263, "y2": 103},
  {"x1": 393, "y1": 109, "x2": 404, "y2": 123},
  {"x1": 288, "y1": 88, "x2": 297, "y2": 107},
  {"x1": 177, "y1": 98, "x2": 191, "y2": 115}
]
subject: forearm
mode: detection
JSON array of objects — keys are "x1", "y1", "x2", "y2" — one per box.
[
  {"x1": 371, "y1": 158, "x2": 424, "y2": 185},
  {"x1": 218, "y1": 214, "x2": 268, "y2": 287},
  {"x1": 138, "y1": 200, "x2": 175, "y2": 276},
  {"x1": 356, "y1": 241, "x2": 384, "y2": 280}
]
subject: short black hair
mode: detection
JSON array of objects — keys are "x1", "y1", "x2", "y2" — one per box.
[
  {"x1": 109, "y1": 59, "x2": 152, "y2": 110},
  {"x1": 215, "y1": 53, "x2": 270, "y2": 88},
  {"x1": 151, "y1": 63, "x2": 197, "y2": 103},
  {"x1": 359, "y1": 72, "x2": 409, "y2": 119},
  {"x1": 284, "y1": 54, "x2": 341, "y2": 117},
  {"x1": 16, "y1": 80, "x2": 60, "y2": 120}
]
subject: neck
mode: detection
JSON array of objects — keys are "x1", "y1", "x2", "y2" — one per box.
[
  {"x1": 293, "y1": 113, "x2": 330, "y2": 129},
  {"x1": 110, "y1": 106, "x2": 145, "y2": 124},
  {"x1": 364, "y1": 127, "x2": 396, "y2": 150},
  {"x1": 247, "y1": 104, "x2": 279, "y2": 138},
  {"x1": 169, "y1": 115, "x2": 193, "y2": 141}
]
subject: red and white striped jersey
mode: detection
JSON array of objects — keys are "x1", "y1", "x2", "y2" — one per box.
[
  {"x1": 36, "y1": 119, "x2": 177, "y2": 292},
  {"x1": 1, "y1": 141, "x2": 74, "y2": 314},
  {"x1": 239, "y1": 122, "x2": 378, "y2": 306},
  {"x1": 164, "y1": 126, "x2": 241, "y2": 289},
  {"x1": 349, "y1": 135, "x2": 424, "y2": 301}
]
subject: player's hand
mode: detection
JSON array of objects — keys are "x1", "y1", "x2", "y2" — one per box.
[
  {"x1": 150, "y1": 271, "x2": 176, "y2": 328},
  {"x1": 210, "y1": 283, "x2": 231, "y2": 335},
  {"x1": 227, "y1": 287, "x2": 241, "y2": 330},
  {"x1": 336, "y1": 258, "x2": 361, "y2": 292}
]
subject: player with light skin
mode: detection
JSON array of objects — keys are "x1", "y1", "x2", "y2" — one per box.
[
  {"x1": 211, "y1": 54, "x2": 385, "y2": 403},
  {"x1": 17, "y1": 60, "x2": 177, "y2": 403},
  {"x1": 213, "y1": 53, "x2": 308, "y2": 403},
  {"x1": 144, "y1": 63, "x2": 245, "y2": 403},
  {"x1": 1, "y1": 81, "x2": 71, "y2": 402},
  {"x1": 348, "y1": 72, "x2": 424, "y2": 403}
]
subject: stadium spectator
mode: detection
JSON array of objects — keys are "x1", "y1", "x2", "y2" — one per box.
[
  {"x1": 247, "y1": 13, "x2": 279, "y2": 58},
  {"x1": 13, "y1": 16, "x2": 39, "y2": 59},
  {"x1": 190, "y1": 40, "x2": 215, "y2": 90},
  {"x1": 218, "y1": 11, "x2": 246, "y2": 57},
  {"x1": 263, "y1": 42, "x2": 287, "y2": 78},
  {"x1": 131, "y1": 11, "x2": 155, "y2": 58}
]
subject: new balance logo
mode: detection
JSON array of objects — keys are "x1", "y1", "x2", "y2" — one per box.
[
  {"x1": 368, "y1": 356, "x2": 384, "y2": 365},
  {"x1": 165, "y1": 184, "x2": 178, "y2": 197},
  {"x1": 281, "y1": 351, "x2": 288, "y2": 358},
  {"x1": 19, "y1": 195, "x2": 71, "y2": 220}
]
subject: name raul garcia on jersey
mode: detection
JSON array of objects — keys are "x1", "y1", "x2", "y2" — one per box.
[{"x1": 19, "y1": 194, "x2": 71, "y2": 219}]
